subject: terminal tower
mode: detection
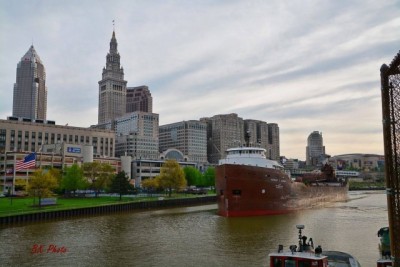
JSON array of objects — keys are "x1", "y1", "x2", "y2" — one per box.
[{"x1": 98, "y1": 31, "x2": 127, "y2": 124}]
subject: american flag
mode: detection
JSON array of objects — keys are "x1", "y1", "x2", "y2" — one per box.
[{"x1": 15, "y1": 153, "x2": 36, "y2": 171}]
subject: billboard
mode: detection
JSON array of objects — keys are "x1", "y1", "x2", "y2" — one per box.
[{"x1": 66, "y1": 147, "x2": 81, "y2": 154}]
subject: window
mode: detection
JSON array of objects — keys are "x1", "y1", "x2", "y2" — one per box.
[
  {"x1": 273, "y1": 258, "x2": 282, "y2": 267},
  {"x1": 298, "y1": 260, "x2": 312, "y2": 267},
  {"x1": 284, "y1": 259, "x2": 296, "y2": 267},
  {"x1": 232, "y1": 189, "x2": 241, "y2": 196},
  {"x1": 0, "y1": 129, "x2": 6, "y2": 153}
]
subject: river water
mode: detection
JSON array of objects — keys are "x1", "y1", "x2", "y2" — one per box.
[{"x1": 0, "y1": 191, "x2": 389, "y2": 267}]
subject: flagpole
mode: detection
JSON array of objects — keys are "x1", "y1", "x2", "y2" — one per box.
[
  {"x1": 26, "y1": 166, "x2": 29, "y2": 189},
  {"x1": 13, "y1": 153, "x2": 16, "y2": 195},
  {"x1": 2, "y1": 151, "x2": 6, "y2": 194}
]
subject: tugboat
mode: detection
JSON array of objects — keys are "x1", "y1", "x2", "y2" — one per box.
[
  {"x1": 269, "y1": 225, "x2": 361, "y2": 267},
  {"x1": 377, "y1": 227, "x2": 392, "y2": 267}
]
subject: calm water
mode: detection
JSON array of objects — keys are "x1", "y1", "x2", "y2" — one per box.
[{"x1": 0, "y1": 191, "x2": 389, "y2": 267}]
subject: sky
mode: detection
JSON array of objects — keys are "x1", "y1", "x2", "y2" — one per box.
[{"x1": 0, "y1": 0, "x2": 399, "y2": 160}]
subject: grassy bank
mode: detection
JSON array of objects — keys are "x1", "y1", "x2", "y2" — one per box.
[
  {"x1": 0, "y1": 193, "x2": 214, "y2": 217},
  {"x1": 348, "y1": 181, "x2": 385, "y2": 190}
]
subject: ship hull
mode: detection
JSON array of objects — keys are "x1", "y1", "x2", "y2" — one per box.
[{"x1": 216, "y1": 164, "x2": 348, "y2": 217}]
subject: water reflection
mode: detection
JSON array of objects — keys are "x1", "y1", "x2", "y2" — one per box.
[{"x1": 0, "y1": 191, "x2": 389, "y2": 266}]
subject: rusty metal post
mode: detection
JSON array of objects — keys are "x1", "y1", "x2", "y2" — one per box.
[{"x1": 380, "y1": 52, "x2": 400, "y2": 266}]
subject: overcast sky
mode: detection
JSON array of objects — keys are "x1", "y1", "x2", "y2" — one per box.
[{"x1": 1, "y1": 0, "x2": 399, "y2": 160}]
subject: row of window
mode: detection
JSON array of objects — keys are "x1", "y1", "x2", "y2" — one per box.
[{"x1": 0, "y1": 128, "x2": 114, "y2": 155}]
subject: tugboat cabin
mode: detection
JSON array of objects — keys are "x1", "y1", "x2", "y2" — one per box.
[
  {"x1": 376, "y1": 259, "x2": 393, "y2": 267},
  {"x1": 269, "y1": 252, "x2": 328, "y2": 267}
]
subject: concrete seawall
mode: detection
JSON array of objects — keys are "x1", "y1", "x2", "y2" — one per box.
[{"x1": 0, "y1": 196, "x2": 217, "y2": 226}]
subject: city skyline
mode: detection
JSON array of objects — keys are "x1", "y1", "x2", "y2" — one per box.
[{"x1": 1, "y1": 1, "x2": 399, "y2": 160}]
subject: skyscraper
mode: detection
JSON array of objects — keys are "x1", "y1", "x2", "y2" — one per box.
[
  {"x1": 114, "y1": 111, "x2": 159, "y2": 159},
  {"x1": 244, "y1": 119, "x2": 269, "y2": 148},
  {"x1": 126, "y1": 85, "x2": 153, "y2": 113},
  {"x1": 243, "y1": 119, "x2": 280, "y2": 160},
  {"x1": 267, "y1": 123, "x2": 280, "y2": 160},
  {"x1": 98, "y1": 31, "x2": 127, "y2": 124},
  {"x1": 200, "y1": 113, "x2": 244, "y2": 164},
  {"x1": 159, "y1": 120, "x2": 207, "y2": 163},
  {"x1": 12, "y1": 45, "x2": 47, "y2": 120},
  {"x1": 306, "y1": 131, "x2": 325, "y2": 166}
]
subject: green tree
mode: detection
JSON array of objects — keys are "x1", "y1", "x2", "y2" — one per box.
[
  {"x1": 158, "y1": 160, "x2": 187, "y2": 197},
  {"x1": 203, "y1": 167, "x2": 216, "y2": 188},
  {"x1": 27, "y1": 169, "x2": 59, "y2": 207},
  {"x1": 61, "y1": 164, "x2": 86, "y2": 196},
  {"x1": 49, "y1": 168, "x2": 62, "y2": 190},
  {"x1": 183, "y1": 166, "x2": 202, "y2": 186},
  {"x1": 142, "y1": 177, "x2": 160, "y2": 190},
  {"x1": 82, "y1": 162, "x2": 115, "y2": 197},
  {"x1": 96, "y1": 163, "x2": 114, "y2": 193},
  {"x1": 109, "y1": 171, "x2": 133, "y2": 200},
  {"x1": 141, "y1": 177, "x2": 161, "y2": 196}
]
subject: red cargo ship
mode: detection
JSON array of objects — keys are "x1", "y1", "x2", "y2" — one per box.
[{"x1": 216, "y1": 144, "x2": 348, "y2": 217}]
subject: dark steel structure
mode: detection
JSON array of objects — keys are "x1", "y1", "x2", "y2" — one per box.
[{"x1": 380, "y1": 51, "x2": 400, "y2": 266}]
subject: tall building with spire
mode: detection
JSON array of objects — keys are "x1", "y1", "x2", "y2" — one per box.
[
  {"x1": 98, "y1": 31, "x2": 127, "y2": 124},
  {"x1": 12, "y1": 45, "x2": 47, "y2": 120}
]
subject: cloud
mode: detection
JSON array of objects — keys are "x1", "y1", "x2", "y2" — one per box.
[{"x1": 0, "y1": 0, "x2": 399, "y2": 159}]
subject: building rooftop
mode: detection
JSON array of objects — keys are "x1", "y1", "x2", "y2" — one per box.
[{"x1": 21, "y1": 45, "x2": 42, "y2": 64}]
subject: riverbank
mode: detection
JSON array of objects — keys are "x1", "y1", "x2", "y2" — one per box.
[
  {"x1": 0, "y1": 195, "x2": 160, "y2": 216},
  {"x1": 348, "y1": 181, "x2": 385, "y2": 191},
  {"x1": 0, "y1": 195, "x2": 217, "y2": 226}
]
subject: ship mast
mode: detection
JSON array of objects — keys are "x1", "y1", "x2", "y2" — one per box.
[{"x1": 380, "y1": 50, "x2": 400, "y2": 266}]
